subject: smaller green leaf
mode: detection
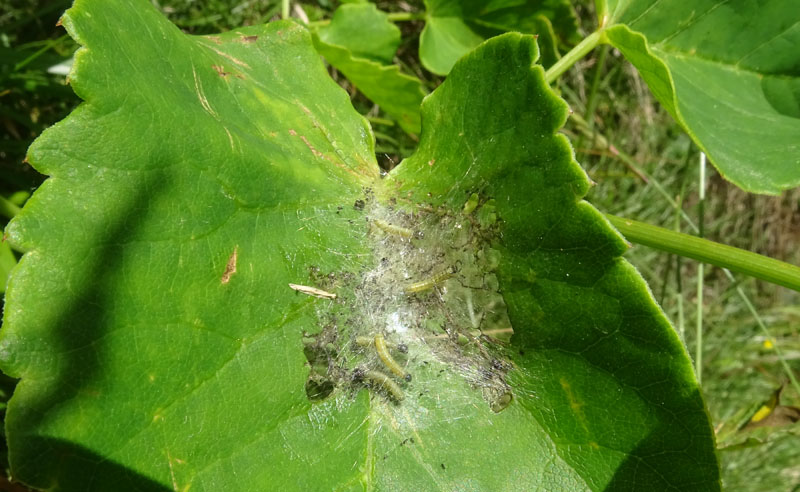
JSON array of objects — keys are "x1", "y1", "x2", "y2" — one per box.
[
  {"x1": 312, "y1": 4, "x2": 426, "y2": 134},
  {"x1": 316, "y1": 3, "x2": 400, "y2": 64},
  {"x1": 420, "y1": 15, "x2": 485, "y2": 75},
  {"x1": 420, "y1": 0, "x2": 579, "y2": 75},
  {"x1": 602, "y1": 0, "x2": 800, "y2": 194}
]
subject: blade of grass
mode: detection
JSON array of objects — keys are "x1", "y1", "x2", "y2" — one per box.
[
  {"x1": 696, "y1": 152, "x2": 706, "y2": 384},
  {"x1": 0, "y1": 195, "x2": 21, "y2": 220},
  {"x1": 366, "y1": 116, "x2": 396, "y2": 127},
  {"x1": 674, "y1": 187, "x2": 686, "y2": 341},
  {"x1": 583, "y1": 44, "x2": 608, "y2": 134},
  {"x1": 13, "y1": 34, "x2": 70, "y2": 72}
]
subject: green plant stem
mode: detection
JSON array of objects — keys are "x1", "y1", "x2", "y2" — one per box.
[
  {"x1": 604, "y1": 214, "x2": 800, "y2": 294},
  {"x1": 0, "y1": 195, "x2": 21, "y2": 220},
  {"x1": 544, "y1": 30, "x2": 601, "y2": 84},
  {"x1": 386, "y1": 12, "x2": 425, "y2": 22},
  {"x1": 366, "y1": 116, "x2": 395, "y2": 126},
  {"x1": 282, "y1": 0, "x2": 289, "y2": 20}
]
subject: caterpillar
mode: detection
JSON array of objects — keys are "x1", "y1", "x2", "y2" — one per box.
[
  {"x1": 354, "y1": 336, "x2": 373, "y2": 347},
  {"x1": 355, "y1": 368, "x2": 405, "y2": 401},
  {"x1": 375, "y1": 334, "x2": 411, "y2": 381},
  {"x1": 404, "y1": 268, "x2": 453, "y2": 295},
  {"x1": 355, "y1": 336, "x2": 407, "y2": 352},
  {"x1": 373, "y1": 219, "x2": 414, "y2": 239}
]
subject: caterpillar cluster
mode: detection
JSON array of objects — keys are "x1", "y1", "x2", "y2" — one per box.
[{"x1": 300, "y1": 187, "x2": 515, "y2": 413}]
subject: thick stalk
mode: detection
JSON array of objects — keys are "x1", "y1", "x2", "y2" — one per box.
[
  {"x1": 544, "y1": 30, "x2": 602, "y2": 84},
  {"x1": 604, "y1": 214, "x2": 800, "y2": 293},
  {"x1": 282, "y1": 0, "x2": 289, "y2": 20}
]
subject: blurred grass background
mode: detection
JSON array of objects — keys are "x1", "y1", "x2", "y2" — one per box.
[{"x1": 1, "y1": 0, "x2": 798, "y2": 490}]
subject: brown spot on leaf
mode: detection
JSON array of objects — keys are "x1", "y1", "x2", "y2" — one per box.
[
  {"x1": 287, "y1": 131, "x2": 361, "y2": 179},
  {"x1": 239, "y1": 35, "x2": 258, "y2": 43},
  {"x1": 56, "y1": 17, "x2": 63, "y2": 27},
  {"x1": 212, "y1": 65, "x2": 229, "y2": 77},
  {"x1": 299, "y1": 135, "x2": 323, "y2": 158},
  {"x1": 428, "y1": 159, "x2": 435, "y2": 167},
  {"x1": 221, "y1": 247, "x2": 238, "y2": 284},
  {"x1": 209, "y1": 47, "x2": 250, "y2": 68}
]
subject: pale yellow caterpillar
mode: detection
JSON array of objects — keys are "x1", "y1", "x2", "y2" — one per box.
[
  {"x1": 373, "y1": 219, "x2": 413, "y2": 239},
  {"x1": 404, "y1": 268, "x2": 453, "y2": 295},
  {"x1": 355, "y1": 336, "x2": 408, "y2": 354},
  {"x1": 355, "y1": 368, "x2": 404, "y2": 401},
  {"x1": 375, "y1": 334, "x2": 411, "y2": 381},
  {"x1": 355, "y1": 336, "x2": 373, "y2": 347}
]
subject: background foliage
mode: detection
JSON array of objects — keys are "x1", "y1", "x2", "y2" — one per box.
[{"x1": 0, "y1": 0, "x2": 798, "y2": 490}]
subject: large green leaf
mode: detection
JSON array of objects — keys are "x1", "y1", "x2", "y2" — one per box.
[
  {"x1": 313, "y1": 3, "x2": 426, "y2": 134},
  {"x1": 1, "y1": 0, "x2": 717, "y2": 490},
  {"x1": 420, "y1": 0, "x2": 580, "y2": 75},
  {"x1": 599, "y1": 0, "x2": 800, "y2": 194}
]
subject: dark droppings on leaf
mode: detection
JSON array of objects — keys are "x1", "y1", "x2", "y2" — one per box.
[
  {"x1": 441, "y1": 463, "x2": 446, "y2": 470},
  {"x1": 353, "y1": 199, "x2": 365, "y2": 211}
]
